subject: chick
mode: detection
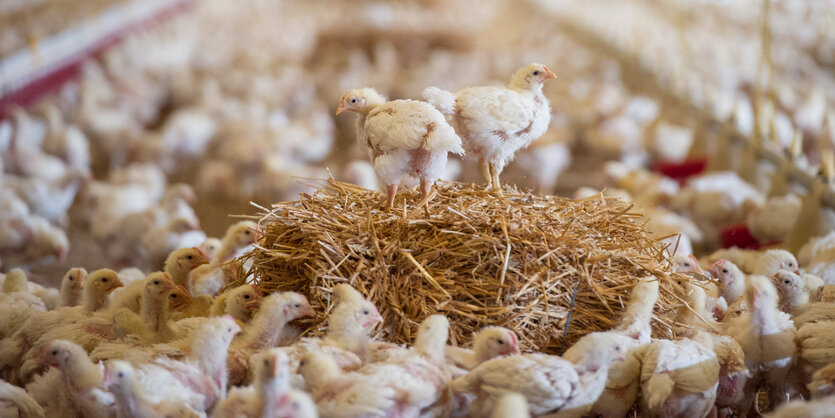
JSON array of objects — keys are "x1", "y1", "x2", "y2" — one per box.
[
  {"x1": 445, "y1": 326, "x2": 521, "y2": 374},
  {"x1": 0, "y1": 379, "x2": 44, "y2": 418},
  {"x1": 214, "y1": 349, "x2": 290, "y2": 418},
  {"x1": 103, "y1": 360, "x2": 201, "y2": 418},
  {"x1": 453, "y1": 332, "x2": 626, "y2": 416},
  {"x1": 57, "y1": 267, "x2": 87, "y2": 308},
  {"x1": 163, "y1": 247, "x2": 209, "y2": 288},
  {"x1": 723, "y1": 276, "x2": 796, "y2": 414},
  {"x1": 26, "y1": 340, "x2": 113, "y2": 418},
  {"x1": 423, "y1": 63, "x2": 556, "y2": 195},
  {"x1": 209, "y1": 284, "x2": 262, "y2": 323},
  {"x1": 336, "y1": 88, "x2": 464, "y2": 208},
  {"x1": 639, "y1": 330, "x2": 719, "y2": 418}
]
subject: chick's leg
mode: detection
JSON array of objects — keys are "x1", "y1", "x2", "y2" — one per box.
[
  {"x1": 417, "y1": 179, "x2": 435, "y2": 207},
  {"x1": 479, "y1": 158, "x2": 493, "y2": 190},
  {"x1": 385, "y1": 183, "x2": 399, "y2": 209},
  {"x1": 490, "y1": 164, "x2": 504, "y2": 197},
  {"x1": 420, "y1": 179, "x2": 432, "y2": 198}
]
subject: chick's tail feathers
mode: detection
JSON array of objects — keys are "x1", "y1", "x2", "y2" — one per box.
[
  {"x1": 0, "y1": 379, "x2": 45, "y2": 418},
  {"x1": 423, "y1": 87, "x2": 456, "y2": 115},
  {"x1": 423, "y1": 122, "x2": 465, "y2": 156},
  {"x1": 645, "y1": 373, "x2": 674, "y2": 411}
]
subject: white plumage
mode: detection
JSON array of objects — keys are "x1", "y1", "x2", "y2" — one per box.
[
  {"x1": 337, "y1": 88, "x2": 464, "y2": 208},
  {"x1": 423, "y1": 63, "x2": 555, "y2": 194}
]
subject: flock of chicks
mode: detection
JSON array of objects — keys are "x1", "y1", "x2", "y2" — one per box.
[
  {"x1": 5, "y1": 1, "x2": 835, "y2": 417},
  {"x1": 7, "y1": 232, "x2": 835, "y2": 417}
]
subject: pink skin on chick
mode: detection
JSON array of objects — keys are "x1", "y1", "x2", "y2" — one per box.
[{"x1": 360, "y1": 301, "x2": 384, "y2": 328}]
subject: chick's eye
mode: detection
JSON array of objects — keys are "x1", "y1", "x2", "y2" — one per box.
[
  {"x1": 245, "y1": 231, "x2": 251, "y2": 235},
  {"x1": 294, "y1": 303, "x2": 300, "y2": 308},
  {"x1": 244, "y1": 295, "x2": 251, "y2": 299},
  {"x1": 153, "y1": 280, "x2": 160, "y2": 285},
  {"x1": 496, "y1": 339, "x2": 504, "y2": 345},
  {"x1": 102, "y1": 278, "x2": 108, "y2": 282},
  {"x1": 683, "y1": 262, "x2": 690, "y2": 267},
  {"x1": 784, "y1": 280, "x2": 790, "y2": 284},
  {"x1": 52, "y1": 350, "x2": 58, "y2": 355},
  {"x1": 187, "y1": 255, "x2": 193, "y2": 260},
  {"x1": 722, "y1": 269, "x2": 728, "y2": 273},
  {"x1": 363, "y1": 310, "x2": 369, "y2": 315},
  {"x1": 351, "y1": 98, "x2": 357, "y2": 103},
  {"x1": 117, "y1": 372, "x2": 123, "y2": 378},
  {"x1": 533, "y1": 71, "x2": 540, "y2": 76}
]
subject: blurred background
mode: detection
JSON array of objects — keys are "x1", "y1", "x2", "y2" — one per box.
[{"x1": 2, "y1": 0, "x2": 835, "y2": 282}]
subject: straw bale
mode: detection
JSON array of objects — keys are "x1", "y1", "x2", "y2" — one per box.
[{"x1": 232, "y1": 179, "x2": 690, "y2": 353}]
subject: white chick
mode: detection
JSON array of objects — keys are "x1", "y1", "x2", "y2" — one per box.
[
  {"x1": 103, "y1": 360, "x2": 201, "y2": 418},
  {"x1": 772, "y1": 270, "x2": 812, "y2": 315},
  {"x1": 122, "y1": 316, "x2": 241, "y2": 413},
  {"x1": 227, "y1": 293, "x2": 315, "y2": 387},
  {"x1": 198, "y1": 238, "x2": 222, "y2": 263},
  {"x1": 57, "y1": 267, "x2": 87, "y2": 308},
  {"x1": 0, "y1": 216, "x2": 69, "y2": 270},
  {"x1": 161, "y1": 108, "x2": 216, "y2": 158},
  {"x1": 746, "y1": 194, "x2": 802, "y2": 243},
  {"x1": 453, "y1": 332, "x2": 626, "y2": 416},
  {"x1": 26, "y1": 340, "x2": 114, "y2": 418},
  {"x1": 300, "y1": 315, "x2": 452, "y2": 418},
  {"x1": 746, "y1": 250, "x2": 800, "y2": 277},
  {"x1": 164, "y1": 247, "x2": 210, "y2": 288},
  {"x1": 0, "y1": 270, "x2": 47, "y2": 339},
  {"x1": 639, "y1": 331, "x2": 719, "y2": 418},
  {"x1": 283, "y1": 296, "x2": 383, "y2": 378},
  {"x1": 189, "y1": 221, "x2": 259, "y2": 296},
  {"x1": 209, "y1": 284, "x2": 262, "y2": 323},
  {"x1": 108, "y1": 271, "x2": 176, "y2": 315},
  {"x1": 650, "y1": 122, "x2": 694, "y2": 162},
  {"x1": 337, "y1": 88, "x2": 464, "y2": 208},
  {"x1": 423, "y1": 63, "x2": 555, "y2": 195},
  {"x1": 0, "y1": 378, "x2": 44, "y2": 418},
  {"x1": 0, "y1": 270, "x2": 123, "y2": 375},
  {"x1": 214, "y1": 349, "x2": 289, "y2": 418},
  {"x1": 706, "y1": 259, "x2": 747, "y2": 305},
  {"x1": 563, "y1": 278, "x2": 659, "y2": 418},
  {"x1": 274, "y1": 390, "x2": 317, "y2": 418},
  {"x1": 445, "y1": 327, "x2": 520, "y2": 374},
  {"x1": 723, "y1": 276, "x2": 796, "y2": 415}
]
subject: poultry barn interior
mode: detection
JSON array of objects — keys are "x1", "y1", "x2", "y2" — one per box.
[{"x1": 2, "y1": 0, "x2": 835, "y2": 416}]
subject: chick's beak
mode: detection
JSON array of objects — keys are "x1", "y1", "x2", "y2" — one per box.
[
  {"x1": 245, "y1": 299, "x2": 261, "y2": 311},
  {"x1": 102, "y1": 366, "x2": 116, "y2": 388},
  {"x1": 269, "y1": 358, "x2": 281, "y2": 378},
  {"x1": 543, "y1": 67, "x2": 557, "y2": 79},
  {"x1": 336, "y1": 96, "x2": 347, "y2": 115},
  {"x1": 108, "y1": 277, "x2": 125, "y2": 291}
]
